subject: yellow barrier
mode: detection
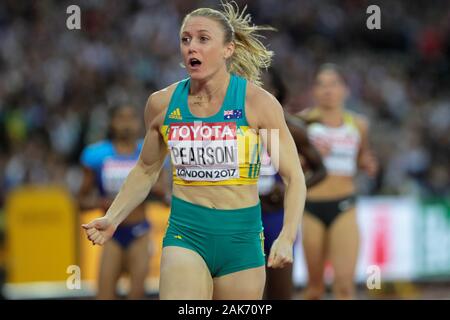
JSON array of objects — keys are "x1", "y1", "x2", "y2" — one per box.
[
  {"x1": 5, "y1": 183, "x2": 170, "y2": 295},
  {"x1": 79, "y1": 202, "x2": 170, "y2": 290},
  {"x1": 5, "y1": 185, "x2": 77, "y2": 283}
]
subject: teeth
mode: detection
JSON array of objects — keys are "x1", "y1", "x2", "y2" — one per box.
[{"x1": 189, "y1": 58, "x2": 201, "y2": 67}]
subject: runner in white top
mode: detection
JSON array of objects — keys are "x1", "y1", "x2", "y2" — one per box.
[{"x1": 300, "y1": 64, "x2": 378, "y2": 300}]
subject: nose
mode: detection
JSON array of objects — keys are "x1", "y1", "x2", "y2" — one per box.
[
  {"x1": 188, "y1": 43, "x2": 197, "y2": 54},
  {"x1": 186, "y1": 39, "x2": 200, "y2": 53}
]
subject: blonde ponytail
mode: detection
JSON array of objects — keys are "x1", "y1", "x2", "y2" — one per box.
[{"x1": 182, "y1": 1, "x2": 275, "y2": 85}]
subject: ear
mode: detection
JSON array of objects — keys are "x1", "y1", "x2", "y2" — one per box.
[{"x1": 223, "y1": 41, "x2": 235, "y2": 60}]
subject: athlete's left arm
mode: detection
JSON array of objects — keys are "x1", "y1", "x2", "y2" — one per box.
[
  {"x1": 355, "y1": 115, "x2": 378, "y2": 177},
  {"x1": 247, "y1": 85, "x2": 307, "y2": 269}
]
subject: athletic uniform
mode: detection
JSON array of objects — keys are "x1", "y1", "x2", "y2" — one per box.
[
  {"x1": 80, "y1": 140, "x2": 150, "y2": 248},
  {"x1": 305, "y1": 111, "x2": 360, "y2": 227},
  {"x1": 160, "y1": 73, "x2": 265, "y2": 277}
]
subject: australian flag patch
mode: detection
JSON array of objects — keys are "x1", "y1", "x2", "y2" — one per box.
[{"x1": 223, "y1": 109, "x2": 242, "y2": 120}]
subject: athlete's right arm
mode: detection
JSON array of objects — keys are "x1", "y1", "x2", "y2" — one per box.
[
  {"x1": 104, "y1": 93, "x2": 169, "y2": 226},
  {"x1": 82, "y1": 91, "x2": 170, "y2": 245}
]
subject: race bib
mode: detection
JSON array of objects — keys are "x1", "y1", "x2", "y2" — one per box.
[
  {"x1": 168, "y1": 122, "x2": 239, "y2": 181},
  {"x1": 308, "y1": 124, "x2": 360, "y2": 176},
  {"x1": 101, "y1": 158, "x2": 136, "y2": 195}
]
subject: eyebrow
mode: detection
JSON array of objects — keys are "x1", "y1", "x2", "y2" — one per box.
[{"x1": 181, "y1": 29, "x2": 211, "y2": 35}]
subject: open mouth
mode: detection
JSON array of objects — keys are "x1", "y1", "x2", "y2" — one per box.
[{"x1": 189, "y1": 58, "x2": 202, "y2": 68}]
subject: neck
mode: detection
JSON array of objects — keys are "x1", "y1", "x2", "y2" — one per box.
[
  {"x1": 190, "y1": 69, "x2": 230, "y2": 102},
  {"x1": 318, "y1": 105, "x2": 344, "y2": 126},
  {"x1": 113, "y1": 138, "x2": 136, "y2": 154}
]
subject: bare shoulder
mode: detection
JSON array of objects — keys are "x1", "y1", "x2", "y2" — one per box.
[
  {"x1": 144, "y1": 82, "x2": 178, "y2": 129},
  {"x1": 297, "y1": 107, "x2": 321, "y2": 123},
  {"x1": 245, "y1": 82, "x2": 283, "y2": 129},
  {"x1": 246, "y1": 81, "x2": 281, "y2": 110},
  {"x1": 297, "y1": 107, "x2": 314, "y2": 117}
]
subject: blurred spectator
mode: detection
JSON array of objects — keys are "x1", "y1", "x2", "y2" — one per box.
[{"x1": 0, "y1": 0, "x2": 448, "y2": 204}]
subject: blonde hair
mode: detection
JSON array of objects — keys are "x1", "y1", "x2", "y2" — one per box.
[{"x1": 181, "y1": 1, "x2": 275, "y2": 85}]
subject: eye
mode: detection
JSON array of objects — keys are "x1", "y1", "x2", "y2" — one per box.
[
  {"x1": 181, "y1": 37, "x2": 191, "y2": 44},
  {"x1": 199, "y1": 36, "x2": 209, "y2": 42}
]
